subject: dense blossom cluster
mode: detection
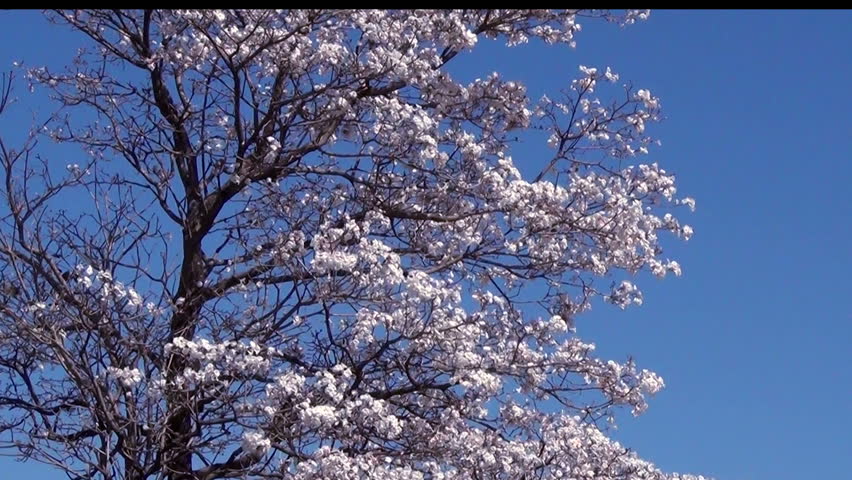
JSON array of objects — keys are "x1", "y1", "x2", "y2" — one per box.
[{"x1": 0, "y1": 9, "x2": 703, "y2": 480}]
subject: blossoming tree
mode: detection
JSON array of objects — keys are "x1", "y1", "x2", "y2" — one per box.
[{"x1": 0, "y1": 9, "x2": 702, "y2": 480}]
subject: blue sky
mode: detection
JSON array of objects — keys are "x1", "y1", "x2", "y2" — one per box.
[{"x1": 0, "y1": 10, "x2": 849, "y2": 480}]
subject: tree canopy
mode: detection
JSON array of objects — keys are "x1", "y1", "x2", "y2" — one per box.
[{"x1": 0, "y1": 10, "x2": 701, "y2": 480}]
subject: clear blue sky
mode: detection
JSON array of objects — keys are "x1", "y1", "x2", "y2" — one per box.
[{"x1": 0, "y1": 10, "x2": 849, "y2": 480}]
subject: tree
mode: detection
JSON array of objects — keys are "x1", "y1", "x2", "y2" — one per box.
[{"x1": 0, "y1": 9, "x2": 702, "y2": 480}]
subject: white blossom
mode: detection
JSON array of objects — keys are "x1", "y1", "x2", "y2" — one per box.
[{"x1": 107, "y1": 366, "x2": 144, "y2": 388}]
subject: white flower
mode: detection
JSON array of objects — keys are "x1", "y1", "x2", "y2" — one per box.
[
  {"x1": 107, "y1": 366, "x2": 144, "y2": 388},
  {"x1": 241, "y1": 431, "x2": 271, "y2": 455},
  {"x1": 300, "y1": 404, "x2": 338, "y2": 429}
]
